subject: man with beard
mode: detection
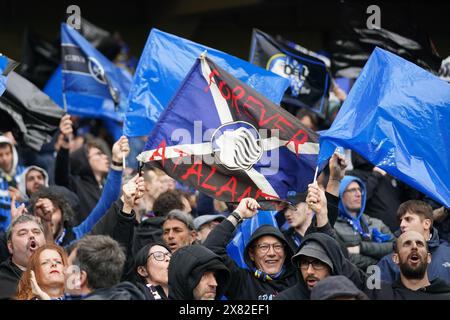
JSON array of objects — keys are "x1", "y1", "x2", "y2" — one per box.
[
  {"x1": 367, "y1": 231, "x2": 450, "y2": 300},
  {"x1": 377, "y1": 200, "x2": 450, "y2": 284},
  {"x1": 0, "y1": 214, "x2": 46, "y2": 299}
]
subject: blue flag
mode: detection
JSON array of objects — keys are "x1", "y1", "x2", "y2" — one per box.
[
  {"x1": 125, "y1": 28, "x2": 290, "y2": 137},
  {"x1": 0, "y1": 55, "x2": 19, "y2": 96},
  {"x1": 61, "y1": 23, "x2": 132, "y2": 121},
  {"x1": 138, "y1": 54, "x2": 319, "y2": 210},
  {"x1": 319, "y1": 47, "x2": 450, "y2": 208}
]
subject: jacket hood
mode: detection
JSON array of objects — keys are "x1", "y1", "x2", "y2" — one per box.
[
  {"x1": 244, "y1": 224, "x2": 295, "y2": 275},
  {"x1": 168, "y1": 244, "x2": 230, "y2": 300},
  {"x1": 84, "y1": 281, "x2": 146, "y2": 300},
  {"x1": 292, "y1": 233, "x2": 364, "y2": 293},
  {"x1": 338, "y1": 175, "x2": 367, "y2": 220},
  {"x1": 17, "y1": 165, "x2": 49, "y2": 200},
  {"x1": 428, "y1": 227, "x2": 442, "y2": 249},
  {"x1": 0, "y1": 136, "x2": 19, "y2": 176}
]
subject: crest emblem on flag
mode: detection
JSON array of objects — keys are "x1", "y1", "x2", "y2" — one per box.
[
  {"x1": 211, "y1": 121, "x2": 263, "y2": 171},
  {"x1": 87, "y1": 57, "x2": 107, "y2": 84},
  {"x1": 138, "y1": 53, "x2": 319, "y2": 208}
]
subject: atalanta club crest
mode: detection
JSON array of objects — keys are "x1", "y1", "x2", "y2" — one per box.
[
  {"x1": 211, "y1": 121, "x2": 263, "y2": 171},
  {"x1": 88, "y1": 57, "x2": 107, "y2": 84}
]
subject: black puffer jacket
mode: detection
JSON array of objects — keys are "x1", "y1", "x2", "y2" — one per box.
[
  {"x1": 204, "y1": 221, "x2": 297, "y2": 300},
  {"x1": 168, "y1": 245, "x2": 230, "y2": 300},
  {"x1": 275, "y1": 233, "x2": 367, "y2": 300}
]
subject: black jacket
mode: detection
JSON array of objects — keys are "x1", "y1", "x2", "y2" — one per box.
[
  {"x1": 168, "y1": 244, "x2": 230, "y2": 300},
  {"x1": 135, "y1": 282, "x2": 168, "y2": 300},
  {"x1": 275, "y1": 233, "x2": 367, "y2": 300},
  {"x1": 204, "y1": 220, "x2": 297, "y2": 300},
  {"x1": 0, "y1": 258, "x2": 23, "y2": 300},
  {"x1": 55, "y1": 146, "x2": 103, "y2": 224},
  {"x1": 132, "y1": 216, "x2": 165, "y2": 255},
  {"x1": 366, "y1": 279, "x2": 450, "y2": 300},
  {"x1": 83, "y1": 281, "x2": 147, "y2": 300}
]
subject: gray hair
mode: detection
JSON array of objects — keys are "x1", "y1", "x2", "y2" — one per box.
[
  {"x1": 72, "y1": 235, "x2": 126, "y2": 290},
  {"x1": 164, "y1": 210, "x2": 195, "y2": 231},
  {"x1": 6, "y1": 214, "x2": 44, "y2": 242}
]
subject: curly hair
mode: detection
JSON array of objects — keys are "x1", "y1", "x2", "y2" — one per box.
[
  {"x1": 16, "y1": 244, "x2": 68, "y2": 300},
  {"x1": 29, "y1": 188, "x2": 75, "y2": 230}
]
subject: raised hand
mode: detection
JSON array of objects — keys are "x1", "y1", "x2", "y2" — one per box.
[
  {"x1": 234, "y1": 198, "x2": 260, "y2": 219},
  {"x1": 10, "y1": 195, "x2": 28, "y2": 221},
  {"x1": 122, "y1": 175, "x2": 145, "y2": 214},
  {"x1": 30, "y1": 270, "x2": 51, "y2": 300},
  {"x1": 112, "y1": 135, "x2": 130, "y2": 165},
  {"x1": 307, "y1": 182, "x2": 328, "y2": 227}
]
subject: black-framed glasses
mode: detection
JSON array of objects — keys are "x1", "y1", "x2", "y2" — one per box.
[
  {"x1": 147, "y1": 251, "x2": 172, "y2": 261},
  {"x1": 255, "y1": 243, "x2": 285, "y2": 254},
  {"x1": 299, "y1": 259, "x2": 328, "y2": 270}
]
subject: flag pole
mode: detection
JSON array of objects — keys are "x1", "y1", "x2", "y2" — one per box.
[{"x1": 312, "y1": 165, "x2": 319, "y2": 184}]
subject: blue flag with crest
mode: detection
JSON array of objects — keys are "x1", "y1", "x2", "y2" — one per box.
[
  {"x1": 125, "y1": 28, "x2": 290, "y2": 137},
  {"x1": 138, "y1": 54, "x2": 319, "y2": 210},
  {"x1": 318, "y1": 47, "x2": 450, "y2": 208},
  {"x1": 61, "y1": 23, "x2": 132, "y2": 121}
]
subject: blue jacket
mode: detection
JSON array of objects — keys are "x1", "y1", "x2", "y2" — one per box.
[
  {"x1": 377, "y1": 228, "x2": 450, "y2": 285},
  {"x1": 55, "y1": 168, "x2": 123, "y2": 247},
  {"x1": 0, "y1": 137, "x2": 25, "y2": 232}
]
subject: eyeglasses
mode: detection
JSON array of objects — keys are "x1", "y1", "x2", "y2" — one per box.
[
  {"x1": 299, "y1": 259, "x2": 328, "y2": 270},
  {"x1": 344, "y1": 187, "x2": 362, "y2": 195},
  {"x1": 147, "y1": 251, "x2": 172, "y2": 261},
  {"x1": 255, "y1": 243, "x2": 285, "y2": 254}
]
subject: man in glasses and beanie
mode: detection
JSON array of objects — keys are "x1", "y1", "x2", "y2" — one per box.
[{"x1": 276, "y1": 184, "x2": 366, "y2": 300}]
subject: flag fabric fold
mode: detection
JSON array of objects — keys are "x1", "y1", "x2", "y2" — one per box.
[
  {"x1": 61, "y1": 23, "x2": 132, "y2": 121},
  {"x1": 125, "y1": 28, "x2": 290, "y2": 137},
  {"x1": 138, "y1": 54, "x2": 319, "y2": 209},
  {"x1": 319, "y1": 47, "x2": 450, "y2": 208},
  {"x1": 249, "y1": 29, "x2": 331, "y2": 116},
  {"x1": 0, "y1": 72, "x2": 65, "y2": 151}
]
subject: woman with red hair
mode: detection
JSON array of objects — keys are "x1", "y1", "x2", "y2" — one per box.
[{"x1": 16, "y1": 244, "x2": 68, "y2": 300}]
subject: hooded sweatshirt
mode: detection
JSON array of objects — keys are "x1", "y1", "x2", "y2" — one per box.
[
  {"x1": 275, "y1": 233, "x2": 367, "y2": 300},
  {"x1": 204, "y1": 220, "x2": 297, "y2": 300},
  {"x1": 377, "y1": 227, "x2": 450, "y2": 285},
  {"x1": 17, "y1": 165, "x2": 49, "y2": 202},
  {"x1": 367, "y1": 278, "x2": 450, "y2": 300},
  {"x1": 0, "y1": 136, "x2": 25, "y2": 231},
  {"x1": 168, "y1": 245, "x2": 230, "y2": 300},
  {"x1": 335, "y1": 176, "x2": 394, "y2": 270}
]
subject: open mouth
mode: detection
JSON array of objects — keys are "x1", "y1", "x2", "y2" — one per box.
[
  {"x1": 28, "y1": 240, "x2": 38, "y2": 252},
  {"x1": 168, "y1": 242, "x2": 177, "y2": 249},
  {"x1": 306, "y1": 279, "x2": 318, "y2": 288},
  {"x1": 409, "y1": 253, "x2": 420, "y2": 264}
]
